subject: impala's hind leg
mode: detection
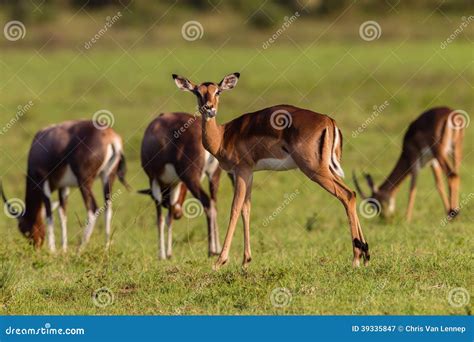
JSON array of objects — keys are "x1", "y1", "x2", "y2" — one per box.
[
  {"x1": 102, "y1": 174, "x2": 116, "y2": 250},
  {"x1": 293, "y1": 148, "x2": 369, "y2": 266},
  {"x1": 431, "y1": 161, "x2": 449, "y2": 213},
  {"x1": 208, "y1": 168, "x2": 222, "y2": 253},
  {"x1": 181, "y1": 173, "x2": 218, "y2": 257},
  {"x1": 406, "y1": 171, "x2": 418, "y2": 222},
  {"x1": 58, "y1": 187, "x2": 69, "y2": 252},
  {"x1": 42, "y1": 180, "x2": 56, "y2": 253},
  {"x1": 150, "y1": 179, "x2": 166, "y2": 260}
]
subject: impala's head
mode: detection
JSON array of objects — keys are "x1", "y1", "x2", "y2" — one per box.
[
  {"x1": 352, "y1": 172, "x2": 395, "y2": 218},
  {"x1": 172, "y1": 73, "x2": 240, "y2": 119}
]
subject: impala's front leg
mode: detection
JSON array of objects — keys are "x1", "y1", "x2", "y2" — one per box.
[
  {"x1": 214, "y1": 171, "x2": 249, "y2": 270},
  {"x1": 42, "y1": 181, "x2": 56, "y2": 253}
]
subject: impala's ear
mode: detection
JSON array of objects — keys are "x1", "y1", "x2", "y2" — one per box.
[
  {"x1": 172, "y1": 74, "x2": 195, "y2": 92},
  {"x1": 218, "y1": 72, "x2": 240, "y2": 91}
]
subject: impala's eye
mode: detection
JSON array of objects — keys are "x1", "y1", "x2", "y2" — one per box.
[{"x1": 216, "y1": 91, "x2": 221, "y2": 96}]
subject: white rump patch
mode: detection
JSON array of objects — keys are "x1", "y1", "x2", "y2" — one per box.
[{"x1": 330, "y1": 127, "x2": 345, "y2": 178}]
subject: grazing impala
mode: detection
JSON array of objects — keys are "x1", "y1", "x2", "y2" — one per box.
[
  {"x1": 1, "y1": 120, "x2": 130, "y2": 252},
  {"x1": 173, "y1": 72, "x2": 369, "y2": 269},
  {"x1": 353, "y1": 106, "x2": 465, "y2": 222},
  {"x1": 139, "y1": 112, "x2": 222, "y2": 260}
]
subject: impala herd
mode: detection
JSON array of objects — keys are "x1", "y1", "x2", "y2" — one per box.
[{"x1": 0, "y1": 73, "x2": 465, "y2": 269}]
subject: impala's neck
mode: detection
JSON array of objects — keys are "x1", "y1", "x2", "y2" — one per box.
[
  {"x1": 23, "y1": 176, "x2": 44, "y2": 224},
  {"x1": 201, "y1": 116, "x2": 224, "y2": 157},
  {"x1": 378, "y1": 152, "x2": 412, "y2": 197}
]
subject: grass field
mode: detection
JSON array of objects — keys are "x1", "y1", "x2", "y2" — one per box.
[{"x1": 0, "y1": 14, "x2": 473, "y2": 315}]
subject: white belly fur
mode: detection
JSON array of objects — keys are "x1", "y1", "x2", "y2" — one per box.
[
  {"x1": 56, "y1": 142, "x2": 119, "y2": 188},
  {"x1": 159, "y1": 163, "x2": 180, "y2": 184},
  {"x1": 254, "y1": 156, "x2": 298, "y2": 171},
  {"x1": 202, "y1": 151, "x2": 219, "y2": 180}
]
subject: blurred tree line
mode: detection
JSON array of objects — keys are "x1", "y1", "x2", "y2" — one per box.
[{"x1": 0, "y1": 0, "x2": 471, "y2": 28}]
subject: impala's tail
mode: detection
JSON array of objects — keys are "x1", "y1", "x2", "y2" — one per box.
[{"x1": 329, "y1": 121, "x2": 345, "y2": 178}]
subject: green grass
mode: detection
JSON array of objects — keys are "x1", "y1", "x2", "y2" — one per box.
[{"x1": 0, "y1": 37, "x2": 472, "y2": 314}]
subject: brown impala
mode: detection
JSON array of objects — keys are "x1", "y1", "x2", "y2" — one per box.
[
  {"x1": 139, "y1": 112, "x2": 222, "y2": 260},
  {"x1": 173, "y1": 72, "x2": 369, "y2": 269},
  {"x1": 353, "y1": 106, "x2": 465, "y2": 222},
  {"x1": 1, "y1": 120, "x2": 130, "y2": 252}
]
